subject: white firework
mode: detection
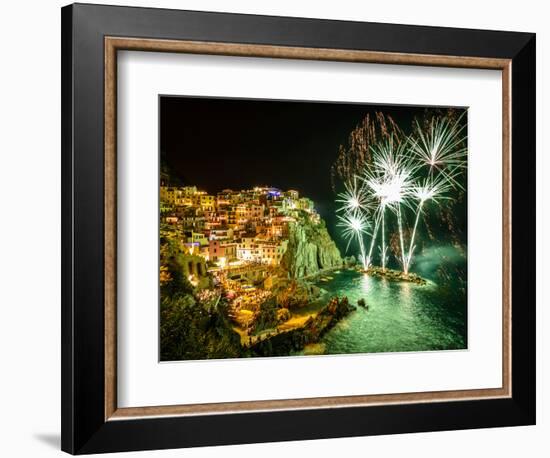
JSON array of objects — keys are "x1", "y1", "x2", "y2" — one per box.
[
  {"x1": 336, "y1": 176, "x2": 372, "y2": 214},
  {"x1": 409, "y1": 112, "x2": 467, "y2": 188},
  {"x1": 411, "y1": 174, "x2": 453, "y2": 205},
  {"x1": 365, "y1": 139, "x2": 417, "y2": 211},
  {"x1": 363, "y1": 138, "x2": 417, "y2": 270},
  {"x1": 404, "y1": 174, "x2": 455, "y2": 273},
  {"x1": 335, "y1": 112, "x2": 466, "y2": 276},
  {"x1": 337, "y1": 210, "x2": 370, "y2": 269}
]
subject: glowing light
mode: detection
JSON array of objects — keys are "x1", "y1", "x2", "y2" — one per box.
[
  {"x1": 361, "y1": 138, "x2": 416, "y2": 270},
  {"x1": 337, "y1": 210, "x2": 370, "y2": 269},
  {"x1": 412, "y1": 175, "x2": 452, "y2": 204},
  {"x1": 409, "y1": 112, "x2": 467, "y2": 189},
  {"x1": 335, "y1": 113, "x2": 466, "y2": 276},
  {"x1": 403, "y1": 174, "x2": 454, "y2": 273},
  {"x1": 414, "y1": 185, "x2": 435, "y2": 203},
  {"x1": 336, "y1": 176, "x2": 372, "y2": 214},
  {"x1": 371, "y1": 138, "x2": 416, "y2": 179},
  {"x1": 363, "y1": 140, "x2": 416, "y2": 212},
  {"x1": 337, "y1": 211, "x2": 369, "y2": 240}
]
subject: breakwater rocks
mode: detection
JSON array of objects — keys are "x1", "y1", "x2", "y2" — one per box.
[
  {"x1": 247, "y1": 297, "x2": 355, "y2": 357},
  {"x1": 366, "y1": 266, "x2": 427, "y2": 285}
]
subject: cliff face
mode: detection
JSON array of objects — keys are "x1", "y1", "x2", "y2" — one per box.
[{"x1": 282, "y1": 213, "x2": 342, "y2": 278}]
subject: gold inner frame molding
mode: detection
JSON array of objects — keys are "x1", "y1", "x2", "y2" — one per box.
[{"x1": 104, "y1": 36, "x2": 512, "y2": 421}]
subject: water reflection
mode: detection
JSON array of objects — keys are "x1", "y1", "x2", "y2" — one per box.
[
  {"x1": 311, "y1": 269, "x2": 466, "y2": 355},
  {"x1": 359, "y1": 272, "x2": 371, "y2": 292}
]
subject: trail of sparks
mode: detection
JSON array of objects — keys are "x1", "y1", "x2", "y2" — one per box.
[
  {"x1": 403, "y1": 174, "x2": 453, "y2": 272},
  {"x1": 365, "y1": 207, "x2": 383, "y2": 269},
  {"x1": 337, "y1": 210, "x2": 370, "y2": 269},
  {"x1": 336, "y1": 176, "x2": 373, "y2": 214},
  {"x1": 335, "y1": 113, "x2": 466, "y2": 276},
  {"x1": 409, "y1": 112, "x2": 467, "y2": 190}
]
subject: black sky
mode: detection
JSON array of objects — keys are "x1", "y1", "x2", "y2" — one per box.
[{"x1": 160, "y1": 96, "x2": 458, "y2": 249}]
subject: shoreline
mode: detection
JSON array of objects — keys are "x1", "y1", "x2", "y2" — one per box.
[
  {"x1": 244, "y1": 296, "x2": 356, "y2": 356},
  {"x1": 298, "y1": 264, "x2": 345, "y2": 281},
  {"x1": 233, "y1": 266, "x2": 427, "y2": 356}
]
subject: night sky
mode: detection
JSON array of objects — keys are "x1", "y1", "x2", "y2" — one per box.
[{"x1": 160, "y1": 96, "x2": 462, "y2": 251}]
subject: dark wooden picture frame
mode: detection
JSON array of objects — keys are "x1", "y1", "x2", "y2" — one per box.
[{"x1": 61, "y1": 3, "x2": 536, "y2": 454}]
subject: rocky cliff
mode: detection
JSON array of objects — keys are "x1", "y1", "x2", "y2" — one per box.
[{"x1": 282, "y1": 212, "x2": 342, "y2": 278}]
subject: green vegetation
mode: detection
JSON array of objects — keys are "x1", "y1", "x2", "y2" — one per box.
[
  {"x1": 159, "y1": 189, "x2": 355, "y2": 361},
  {"x1": 159, "y1": 231, "x2": 355, "y2": 360},
  {"x1": 249, "y1": 297, "x2": 355, "y2": 357},
  {"x1": 160, "y1": 296, "x2": 242, "y2": 361},
  {"x1": 160, "y1": 235, "x2": 242, "y2": 361}
]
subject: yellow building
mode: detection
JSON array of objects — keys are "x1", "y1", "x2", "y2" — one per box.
[
  {"x1": 161, "y1": 186, "x2": 214, "y2": 208},
  {"x1": 236, "y1": 237, "x2": 287, "y2": 266},
  {"x1": 235, "y1": 204, "x2": 264, "y2": 223},
  {"x1": 191, "y1": 192, "x2": 215, "y2": 211},
  {"x1": 236, "y1": 237, "x2": 257, "y2": 261},
  {"x1": 286, "y1": 189, "x2": 299, "y2": 200},
  {"x1": 160, "y1": 186, "x2": 193, "y2": 206},
  {"x1": 257, "y1": 240, "x2": 288, "y2": 265}
]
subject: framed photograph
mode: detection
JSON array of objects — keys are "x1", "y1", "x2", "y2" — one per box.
[{"x1": 61, "y1": 3, "x2": 536, "y2": 454}]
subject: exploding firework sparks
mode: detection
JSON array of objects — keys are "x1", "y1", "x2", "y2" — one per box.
[
  {"x1": 335, "y1": 111, "x2": 466, "y2": 277},
  {"x1": 403, "y1": 174, "x2": 454, "y2": 273},
  {"x1": 372, "y1": 138, "x2": 417, "y2": 179},
  {"x1": 363, "y1": 138, "x2": 417, "y2": 270},
  {"x1": 364, "y1": 140, "x2": 417, "y2": 211},
  {"x1": 409, "y1": 112, "x2": 467, "y2": 189},
  {"x1": 337, "y1": 210, "x2": 370, "y2": 269},
  {"x1": 412, "y1": 175, "x2": 453, "y2": 205},
  {"x1": 336, "y1": 176, "x2": 372, "y2": 214}
]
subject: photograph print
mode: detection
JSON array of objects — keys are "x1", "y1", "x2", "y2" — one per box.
[{"x1": 159, "y1": 96, "x2": 468, "y2": 362}]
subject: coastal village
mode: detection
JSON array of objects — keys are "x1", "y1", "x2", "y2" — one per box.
[
  {"x1": 158, "y1": 105, "x2": 466, "y2": 362},
  {"x1": 159, "y1": 174, "x2": 356, "y2": 360},
  {"x1": 160, "y1": 182, "x2": 316, "y2": 280}
]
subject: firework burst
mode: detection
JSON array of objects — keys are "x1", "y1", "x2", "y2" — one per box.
[
  {"x1": 337, "y1": 210, "x2": 370, "y2": 269},
  {"x1": 403, "y1": 174, "x2": 454, "y2": 273},
  {"x1": 364, "y1": 138, "x2": 417, "y2": 269},
  {"x1": 409, "y1": 112, "x2": 467, "y2": 189},
  {"x1": 335, "y1": 176, "x2": 372, "y2": 214},
  {"x1": 335, "y1": 111, "x2": 466, "y2": 277}
]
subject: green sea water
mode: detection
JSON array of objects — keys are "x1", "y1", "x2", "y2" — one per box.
[{"x1": 311, "y1": 269, "x2": 467, "y2": 355}]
